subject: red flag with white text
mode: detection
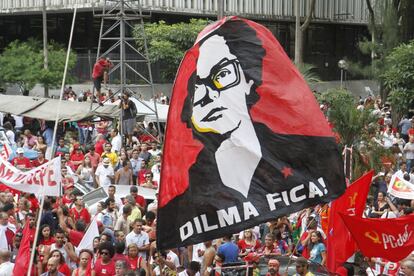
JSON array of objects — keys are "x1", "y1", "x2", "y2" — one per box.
[
  {"x1": 327, "y1": 171, "x2": 373, "y2": 272},
  {"x1": 340, "y1": 213, "x2": 414, "y2": 262}
]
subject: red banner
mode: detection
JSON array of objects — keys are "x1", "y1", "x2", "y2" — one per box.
[
  {"x1": 327, "y1": 171, "x2": 373, "y2": 272},
  {"x1": 340, "y1": 213, "x2": 414, "y2": 262}
]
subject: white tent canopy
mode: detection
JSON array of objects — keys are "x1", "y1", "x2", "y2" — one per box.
[{"x1": 0, "y1": 95, "x2": 169, "y2": 122}]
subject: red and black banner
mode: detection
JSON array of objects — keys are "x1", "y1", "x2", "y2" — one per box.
[{"x1": 157, "y1": 17, "x2": 346, "y2": 250}]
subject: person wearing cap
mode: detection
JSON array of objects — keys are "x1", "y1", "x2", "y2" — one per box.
[
  {"x1": 95, "y1": 158, "x2": 115, "y2": 188},
  {"x1": 295, "y1": 257, "x2": 314, "y2": 276},
  {"x1": 11, "y1": 148, "x2": 32, "y2": 170},
  {"x1": 266, "y1": 259, "x2": 281, "y2": 276}
]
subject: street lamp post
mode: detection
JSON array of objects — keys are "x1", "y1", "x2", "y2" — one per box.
[{"x1": 338, "y1": 59, "x2": 347, "y2": 89}]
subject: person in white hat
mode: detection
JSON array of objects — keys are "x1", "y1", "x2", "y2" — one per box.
[
  {"x1": 11, "y1": 148, "x2": 32, "y2": 170},
  {"x1": 95, "y1": 158, "x2": 115, "y2": 187}
]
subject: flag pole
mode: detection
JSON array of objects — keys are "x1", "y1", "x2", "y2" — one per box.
[
  {"x1": 49, "y1": 7, "x2": 78, "y2": 159},
  {"x1": 26, "y1": 186, "x2": 46, "y2": 276},
  {"x1": 284, "y1": 207, "x2": 324, "y2": 274},
  {"x1": 27, "y1": 7, "x2": 77, "y2": 276}
]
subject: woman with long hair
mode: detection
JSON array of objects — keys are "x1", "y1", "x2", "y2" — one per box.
[
  {"x1": 38, "y1": 224, "x2": 55, "y2": 246},
  {"x1": 33, "y1": 136, "x2": 47, "y2": 154},
  {"x1": 370, "y1": 191, "x2": 390, "y2": 218},
  {"x1": 45, "y1": 249, "x2": 72, "y2": 276},
  {"x1": 237, "y1": 229, "x2": 261, "y2": 257},
  {"x1": 76, "y1": 156, "x2": 95, "y2": 188},
  {"x1": 308, "y1": 231, "x2": 326, "y2": 266}
]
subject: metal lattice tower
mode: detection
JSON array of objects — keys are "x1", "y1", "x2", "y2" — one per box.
[{"x1": 94, "y1": 0, "x2": 161, "y2": 141}]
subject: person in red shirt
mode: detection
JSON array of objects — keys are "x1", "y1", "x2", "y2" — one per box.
[
  {"x1": 129, "y1": 186, "x2": 146, "y2": 212},
  {"x1": 126, "y1": 243, "x2": 148, "y2": 273},
  {"x1": 70, "y1": 146, "x2": 85, "y2": 171},
  {"x1": 31, "y1": 150, "x2": 49, "y2": 167},
  {"x1": 95, "y1": 134, "x2": 107, "y2": 156},
  {"x1": 58, "y1": 208, "x2": 85, "y2": 247},
  {"x1": 12, "y1": 148, "x2": 32, "y2": 170},
  {"x1": 94, "y1": 242, "x2": 116, "y2": 276},
  {"x1": 137, "y1": 160, "x2": 150, "y2": 185},
  {"x1": 238, "y1": 229, "x2": 261, "y2": 257},
  {"x1": 92, "y1": 57, "x2": 113, "y2": 105},
  {"x1": 259, "y1": 233, "x2": 281, "y2": 257},
  {"x1": 85, "y1": 146, "x2": 101, "y2": 170},
  {"x1": 70, "y1": 196, "x2": 91, "y2": 224},
  {"x1": 39, "y1": 224, "x2": 55, "y2": 246}
]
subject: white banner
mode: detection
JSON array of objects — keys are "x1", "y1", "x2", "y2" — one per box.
[
  {"x1": 0, "y1": 156, "x2": 61, "y2": 196},
  {"x1": 387, "y1": 173, "x2": 414, "y2": 200},
  {"x1": 0, "y1": 142, "x2": 12, "y2": 160}
]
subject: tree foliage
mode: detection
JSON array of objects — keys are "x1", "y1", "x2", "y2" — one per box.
[
  {"x1": 317, "y1": 89, "x2": 383, "y2": 180},
  {"x1": 0, "y1": 39, "x2": 76, "y2": 94},
  {"x1": 348, "y1": 0, "x2": 401, "y2": 81},
  {"x1": 134, "y1": 19, "x2": 209, "y2": 82},
  {"x1": 295, "y1": 63, "x2": 320, "y2": 84},
  {"x1": 381, "y1": 40, "x2": 414, "y2": 116}
]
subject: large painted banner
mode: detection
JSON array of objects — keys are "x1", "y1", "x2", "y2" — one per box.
[
  {"x1": 157, "y1": 16, "x2": 346, "y2": 249},
  {"x1": 0, "y1": 156, "x2": 61, "y2": 196}
]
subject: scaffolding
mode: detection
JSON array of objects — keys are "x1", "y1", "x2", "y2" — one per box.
[{"x1": 94, "y1": 0, "x2": 161, "y2": 142}]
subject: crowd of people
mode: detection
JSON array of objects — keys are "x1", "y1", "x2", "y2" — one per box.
[{"x1": 0, "y1": 93, "x2": 414, "y2": 276}]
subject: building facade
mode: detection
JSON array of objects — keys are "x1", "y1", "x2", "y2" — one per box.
[{"x1": 0, "y1": 0, "x2": 371, "y2": 81}]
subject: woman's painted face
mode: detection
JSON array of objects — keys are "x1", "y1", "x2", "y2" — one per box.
[{"x1": 191, "y1": 34, "x2": 253, "y2": 135}]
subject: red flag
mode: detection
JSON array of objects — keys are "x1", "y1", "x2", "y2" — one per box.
[
  {"x1": 326, "y1": 170, "x2": 373, "y2": 272},
  {"x1": 340, "y1": 213, "x2": 414, "y2": 262},
  {"x1": 13, "y1": 222, "x2": 31, "y2": 275}
]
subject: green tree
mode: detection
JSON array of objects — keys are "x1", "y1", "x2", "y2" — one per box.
[
  {"x1": 381, "y1": 40, "x2": 414, "y2": 117},
  {"x1": 317, "y1": 89, "x2": 384, "y2": 179},
  {"x1": 0, "y1": 39, "x2": 76, "y2": 95},
  {"x1": 295, "y1": 63, "x2": 320, "y2": 84},
  {"x1": 134, "y1": 19, "x2": 209, "y2": 82}
]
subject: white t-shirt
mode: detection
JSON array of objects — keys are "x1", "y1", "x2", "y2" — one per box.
[
  {"x1": 0, "y1": 261, "x2": 14, "y2": 276},
  {"x1": 166, "y1": 250, "x2": 180, "y2": 268},
  {"x1": 192, "y1": 242, "x2": 206, "y2": 263},
  {"x1": 111, "y1": 135, "x2": 122, "y2": 153},
  {"x1": 12, "y1": 115, "x2": 23, "y2": 128},
  {"x1": 6, "y1": 130, "x2": 15, "y2": 144},
  {"x1": 95, "y1": 165, "x2": 114, "y2": 187}
]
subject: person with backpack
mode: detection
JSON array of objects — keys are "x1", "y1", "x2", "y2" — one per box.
[{"x1": 120, "y1": 92, "x2": 137, "y2": 147}]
